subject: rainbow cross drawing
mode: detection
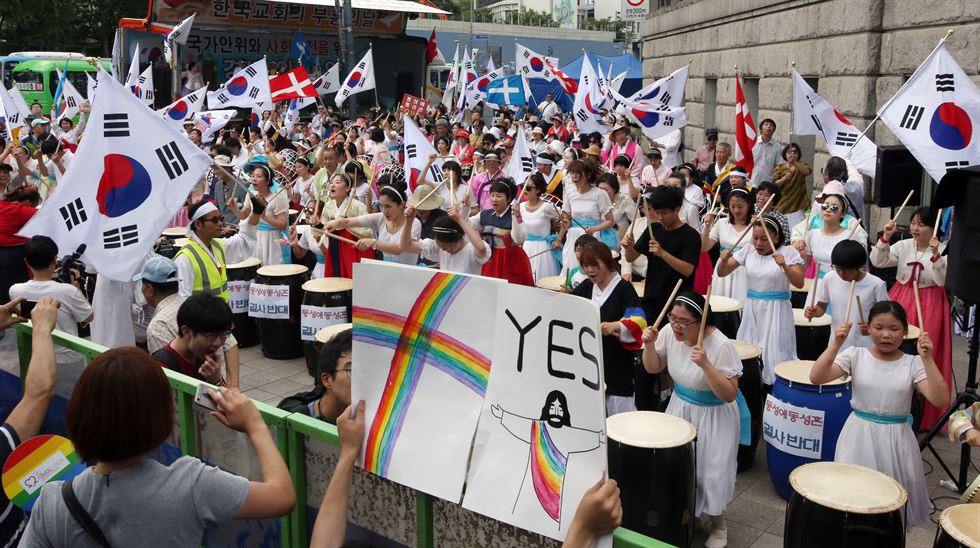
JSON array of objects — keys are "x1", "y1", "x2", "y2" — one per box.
[{"x1": 353, "y1": 272, "x2": 491, "y2": 476}]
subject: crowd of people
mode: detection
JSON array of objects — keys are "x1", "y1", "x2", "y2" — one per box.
[{"x1": 0, "y1": 83, "x2": 964, "y2": 547}]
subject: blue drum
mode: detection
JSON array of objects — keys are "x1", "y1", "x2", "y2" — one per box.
[{"x1": 766, "y1": 360, "x2": 852, "y2": 500}]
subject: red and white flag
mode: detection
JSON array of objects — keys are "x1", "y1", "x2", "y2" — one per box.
[
  {"x1": 544, "y1": 59, "x2": 578, "y2": 94},
  {"x1": 735, "y1": 73, "x2": 757, "y2": 176},
  {"x1": 270, "y1": 67, "x2": 317, "y2": 102}
]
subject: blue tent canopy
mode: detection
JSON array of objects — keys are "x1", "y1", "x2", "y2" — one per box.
[{"x1": 526, "y1": 52, "x2": 643, "y2": 113}]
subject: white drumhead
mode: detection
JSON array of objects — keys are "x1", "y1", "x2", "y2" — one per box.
[
  {"x1": 793, "y1": 308, "x2": 832, "y2": 327},
  {"x1": 173, "y1": 238, "x2": 189, "y2": 248},
  {"x1": 257, "y1": 264, "x2": 309, "y2": 277},
  {"x1": 288, "y1": 208, "x2": 300, "y2": 216},
  {"x1": 227, "y1": 257, "x2": 262, "y2": 269},
  {"x1": 707, "y1": 295, "x2": 741, "y2": 313},
  {"x1": 941, "y1": 504, "x2": 980, "y2": 547},
  {"x1": 775, "y1": 360, "x2": 848, "y2": 386},
  {"x1": 791, "y1": 278, "x2": 812, "y2": 293},
  {"x1": 632, "y1": 281, "x2": 644, "y2": 298},
  {"x1": 536, "y1": 276, "x2": 564, "y2": 292},
  {"x1": 606, "y1": 411, "x2": 697, "y2": 449},
  {"x1": 162, "y1": 227, "x2": 187, "y2": 238},
  {"x1": 732, "y1": 340, "x2": 762, "y2": 360},
  {"x1": 296, "y1": 224, "x2": 312, "y2": 236},
  {"x1": 315, "y1": 323, "x2": 353, "y2": 344},
  {"x1": 303, "y1": 277, "x2": 353, "y2": 293},
  {"x1": 790, "y1": 462, "x2": 907, "y2": 514},
  {"x1": 905, "y1": 325, "x2": 920, "y2": 340},
  {"x1": 610, "y1": 249, "x2": 620, "y2": 260}
]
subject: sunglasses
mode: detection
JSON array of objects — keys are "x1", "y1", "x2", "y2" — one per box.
[{"x1": 820, "y1": 203, "x2": 841, "y2": 213}]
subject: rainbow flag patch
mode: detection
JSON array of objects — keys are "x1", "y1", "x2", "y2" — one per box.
[{"x1": 2, "y1": 435, "x2": 85, "y2": 511}]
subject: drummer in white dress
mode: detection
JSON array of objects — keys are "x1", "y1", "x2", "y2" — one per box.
[
  {"x1": 326, "y1": 185, "x2": 422, "y2": 265},
  {"x1": 701, "y1": 188, "x2": 752, "y2": 301},
  {"x1": 227, "y1": 163, "x2": 290, "y2": 267},
  {"x1": 809, "y1": 301, "x2": 949, "y2": 528},
  {"x1": 641, "y1": 291, "x2": 742, "y2": 548},
  {"x1": 794, "y1": 187, "x2": 866, "y2": 280},
  {"x1": 717, "y1": 214, "x2": 805, "y2": 386},
  {"x1": 512, "y1": 172, "x2": 561, "y2": 281}
]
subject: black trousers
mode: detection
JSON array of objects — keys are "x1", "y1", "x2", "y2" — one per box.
[{"x1": 0, "y1": 245, "x2": 28, "y2": 304}]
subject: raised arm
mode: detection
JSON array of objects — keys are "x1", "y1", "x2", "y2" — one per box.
[{"x1": 309, "y1": 401, "x2": 365, "y2": 548}]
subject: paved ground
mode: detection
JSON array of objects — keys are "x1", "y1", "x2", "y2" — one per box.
[{"x1": 2, "y1": 326, "x2": 978, "y2": 547}]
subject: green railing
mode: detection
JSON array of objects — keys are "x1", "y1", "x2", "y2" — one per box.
[{"x1": 12, "y1": 322, "x2": 671, "y2": 548}]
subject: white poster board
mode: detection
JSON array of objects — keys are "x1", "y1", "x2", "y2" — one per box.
[
  {"x1": 228, "y1": 280, "x2": 250, "y2": 314},
  {"x1": 247, "y1": 282, "x2": 289, "y2": 319},
  {"x1": 463, "y1": 285, "x2": 609, "y2": 545},
  {"x1": 350, "y1": 261, "x2": 503, "y2": 503},
  {"x1": 300, "y1": 305, "x2": 347, "y2": 341},
  {"x1": 763, "y1": 394, "x2": 825, "y2": 459}
]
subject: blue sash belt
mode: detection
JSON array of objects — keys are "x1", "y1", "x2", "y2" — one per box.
[
  {"x1": 578, "y1": 219, "x2": 618, "y2": 250},
  {"x1": 315, "y1": 255, "x2": 325, "y2": 264},
  {"x1": 674, "y1": 383, "x2": 751, "y2": 446},
  {"x1": 526, "y1": 233, "x2": 562, "y2": 270},
  {"x1": 852, "y1": 409, "x2": 913, "y2": 426},
  {"x1": 747, "y1": 290, "x2": 791, "y2": 301},
  {"x1": 257, "y1": 221, "x2": 292, "y2": 264}
]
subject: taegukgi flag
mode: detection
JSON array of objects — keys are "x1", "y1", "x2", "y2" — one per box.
[
  {"x1": 163, "y1": 13, "x2": 195, "y2": 68},
  {"x1": 18, "y1": 69, "x2": 211, "y2": 281},
  {"x1": 207, "y1": 59, "x2": 272, "y2": 111},
  {"x1": 158, "y1": 86, "x2": 208, "y2": 126},
  {"x1": 336, "y1": 48, "x2": 376, "y2": 107}
]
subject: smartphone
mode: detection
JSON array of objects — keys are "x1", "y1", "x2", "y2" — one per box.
[
  {"x1": 193, "y1": 383, "x2": 222, "y2": 412},
  {"x1": 19, "y1": 300, "x2": 37, "y2": 319}
]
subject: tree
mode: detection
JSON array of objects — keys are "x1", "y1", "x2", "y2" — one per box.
[{"x1": 0, "y1": 0, "x2": 145, "y2": 55}]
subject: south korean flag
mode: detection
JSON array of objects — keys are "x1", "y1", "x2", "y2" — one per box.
[
  {"x1": 207, "y1": 59, "x2": 272, "y2": 111},
  {"x1": 18, "y1": 69, "x2": 211, "y2": 281},
  {"x1": 879, "y1": 41, "x2": 980, "y2": 182}
]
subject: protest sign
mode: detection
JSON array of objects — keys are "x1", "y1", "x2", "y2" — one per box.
[{"x1": 763, "y1": 394, "x2": 826, "y2": 459}]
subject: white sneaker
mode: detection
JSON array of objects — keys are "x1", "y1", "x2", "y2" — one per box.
[{"x1": 704, "y1": 526, "x2": 728, "y2": 548}]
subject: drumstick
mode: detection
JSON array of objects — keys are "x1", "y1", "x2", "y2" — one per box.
[
  {"x1": 212, "y1": 163, "x2": 252, "y2": 196},
  {"x1": 844, "y1": 280, "x2": 856, "y2": 325},
  {"x1": 801, "y1": 208, "x2": 812, "y2": 243},
  {"x1": 626, "y1": 194, "x2": 645, "y2": 236},
  {"x1": 415, "y1": 178, "x2": 448, "y2": 208},
  {"x1": 527, "y1": 247, "x2": 557, "y2": 260},
  {"x1": 913, "y1": 280, "x2": 925, "y2": 333},
  {"x1": 709, "y1": 186, "x2": 721, "y2": 214},
  {"x1": 698, "y1": 284, "x2": 712, "y2": 346},
  {"x1": 731, "y1": 194, "x2": 776, "y2": 250},
  {"x1": 449, "y1": 170, "x2": 457, "y2": 208},
  {"x1": 855, "y1": 295, "x2": 865, "y2": 325},
  {"x1": 891, "y1": 189, "x2": 915, "y2": 224},
  {"x1": 762, "y1": 220, "x2": 778, "y2": 255},
  {"x1": 807, "y1": 266, "x2": 820, "y2": 323},
  {"x1": 932, "y1": 208, "x2": 943, "y2": 239},
  {"x1": 322, "y1": 230, "x2": 359, "y2": 246},
  {"x1": 652, "y1": 279, "x2": 684, "y2": 329}
]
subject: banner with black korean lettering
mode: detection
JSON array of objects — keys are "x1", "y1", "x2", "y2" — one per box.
[
  {"x1": 248, "y1": 283, "x2": 290, "y2": 319},
  {"x1": 463, "y1": 285, "x2": 609, "y2": 546},
  {"x1": 18, "y1": 69, "x2": 211, "y2": 281}
]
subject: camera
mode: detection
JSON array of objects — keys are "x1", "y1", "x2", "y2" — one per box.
[{"x1": 54, "y1": 244, "x2": 87, "y2": 285}]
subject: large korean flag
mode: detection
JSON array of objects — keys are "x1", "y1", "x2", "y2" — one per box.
[
  {"x1": 19, "y1": 69, "x2": 211, "y2": 281},
  {"x1": 207, "y1": 59, "x2": 272, "y2": 111},
  {"x1": 879, "y1": 42, "x2": 980, "y2": 182}
]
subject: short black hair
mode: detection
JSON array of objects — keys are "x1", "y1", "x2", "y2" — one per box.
[
  {"x1": 225, "y1": 137, "x2": 241, "y2": 149},
  {"x1": 213, "y1": 145, "x2": 233, "y2": 158},
  {"x1": 25, "y1": 235, "x2": 58, "y2": 270},
  {"x1": 612, "y1": 154, "x2": 631, "y2": 169},
  {"x1": 825, "y1": 156, "x2": 848, "y2": 182},
  {"x1": 831, "y1": 239, "x2": 867, "y2": 270},
  {"x1": 759, "y1": 118, "x2": 776, "y2": 130},
  {"x1": 433, "y1": 216, "x2": 463, "y2": 243},
  {"x1": 597, "y1": 172, "x2": 619, "y2": 193},
  {"x1": 755, "y1": 181, "x2": 781, "y2": 204},
  {"x1": 574, "y1": 233, "x2": 597, "y2": 249},
  {"x1": 527, "y1": 172, "x2": 547, "y2": 194},
  {"x1": 649, "y1": 185, "x2": 683, "y2": 210},
  {"x1": 176, "y1": 294, "x2": 232, "y2": 335},
  {"x1": 39, "y1": 136, "x2": 59, "y2": 156},
  {"x1": 317, "y1": 328, "x2": 353, "y2": 383},
  {"x1": 868, "y1": 300, "x2": 908, "y2": 329},
  {"x1": 911, "y1": 206, "x2": 941, "y2": 237},
  {"x1": 370, "y1": 127, "x2": 384, "y2": 142}
]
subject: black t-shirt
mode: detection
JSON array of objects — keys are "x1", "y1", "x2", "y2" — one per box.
[
  {"x1": 0, "y1": 423, "x2": 25, "y2": 545},
  {"x1": 572, "y1": 279, "x2": 644, "y2": 397},
  {"x1": 633, "y1": 222, "x2": 701, "y2": 321}
]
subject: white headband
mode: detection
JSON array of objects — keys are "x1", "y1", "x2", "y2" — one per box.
[
  {"x1": 535, "y1": 157, "x2": 554, "y2": 165},
  {"x1": 189, "y1": 201, "x2": 219, "y2": 226},
  {"x1": 674, "y1": 295, "x2": 704, "y2": 317}
]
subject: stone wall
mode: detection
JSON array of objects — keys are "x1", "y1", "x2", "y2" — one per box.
[{"x1": 638, "y1": 0, "x2": 979, "y2": 223}]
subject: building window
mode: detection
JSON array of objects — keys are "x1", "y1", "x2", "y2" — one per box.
[
  {"x1": 743, "y1": 77, "x2": 760, "y2": 123},
  {"x1": 704, "y1": 78, "x2": 717, "y2": 130}
]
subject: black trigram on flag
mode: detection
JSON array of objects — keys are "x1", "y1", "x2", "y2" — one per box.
[
  {"x1": 65, "y1": 96, "x2": 77, "y2": 109},
  {"x1": 835, "y1": 132, "x2": 858, "y2": 147},
  {"x1": 522, "y1": 50, "x2": 531, "y2": 59},
  {"x1": 899, "y1": 104, "x2": 924, "y2": 130},
  {"x1": 155, "y1": 141, "x2": 189, "y2": 179},
  {"x1": 248, "y1": 88, "x2": 259, "y2": 99},
  {"x1": 144, "y1": 90, "x2": 154, "y2": 101},
  {"x1": 935, "y1": 73, "x2": 954, "y2": 92},
  {"x1": 406, "y1": 144, "x2": 418, "y2": 159},
  {"x1": 660, "y1": 92, "x2": 672, "y2": 105},
  {"x1": 59, "y1": 198, "x2": 87, "y2": 231},
  {"x1": 104, "y1": 113, "x2": 130, "y2": 138},
  {"x1": 520, "y1": 156, "x2": 533, "y2": 173},
  {"x1": 103, "y1": 225, "x2": 139, "y2": 249},
  {"x1": 215, "y1": 92, "x2": 229, "y2": 104},
  {"x1": 576, "y1": 109, "x2": 589, "y2": 122},
  {"x1": 945, "y1": 160, "x2": 969, "y2": 170},
  {"x1": 427, "y1": 164, "x2": 444, "y2": 182},
  {"x1": 807, "y1": 97, "x2": 823, "y2": 131},
  {"x1": 138, "y1": 75, "x2": 148, "y2": 85},
  {"x1": 664, "y1": 117, "x2": 674, "y2": 127},
  {"x1": 245, "y1": 66, "x2": 257, "y2": 78}
]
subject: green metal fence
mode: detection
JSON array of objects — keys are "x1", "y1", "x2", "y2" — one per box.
[{"x1": 12, "y1": 322, "x2": 671, "y2": 548}]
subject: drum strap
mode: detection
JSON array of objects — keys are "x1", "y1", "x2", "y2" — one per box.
[
  {"x1": 746, "y1": 290, "x2": 791, "y2": 301},
  {"x1": 852, "y1": 409, "x2": 913, "y2": 426},
  {"x1": 674, "y1": 383, "x2": 752, "y2": 446}
]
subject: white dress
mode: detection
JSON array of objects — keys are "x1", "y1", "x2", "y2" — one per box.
[
  {"x1": 560, "y1": 185, "x2": 613, "y2": 276},
  {"x1": 832, "y1": 347, "x2": 930, "y2": 527},
  {"x1": 512, "y1": 202, "x2": 560, "y2": 281},
  {"x1": 734, "y1": 245, "x2": 803, "y2": 385},
  {"x1": 297, "y1": 229, "x2": 326, "y2": 278},
  {"x1": 358, "y1": 213, "x2": 422, "y2": 265},
  {"x1": 656, "y1": 328, "x2": 742, "y2": 517},
  {"x1": 436, "y1": 183, "x2": 472, "y2": 209},
  {"x1": 709, "y1": 219, "x2": 748, "y2": 301},
  {"x1": 247, "y1": 192, "x2": 290, "y2": 267},
  {"x1": 806, "y1": 226, "x2": 863, "y2": 278}
]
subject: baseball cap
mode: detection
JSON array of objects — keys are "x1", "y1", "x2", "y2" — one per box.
[
  {"x1": 31, "y1": 118, "x2": 50, "y2": 127},
  {"x1": 133, "y1": 256, "x2": 179, "y2": 283}
]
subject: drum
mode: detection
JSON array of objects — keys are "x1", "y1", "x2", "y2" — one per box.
[
  {"x1": 791, "y1": 278, "x2": 813, "y2": 309},
  {"x1": 606, "y1": 411, "x2": 696, "y2": 548},
  {"x1": 536, "y1": 276, "x2": 564, "y2": 292},
  {"x1": 172, "y1": 238, "x2": 189, "y2": 249},
  {"x1": 935, "y1": 504, "x2": 980, "y2": 548},
  {"x1": 311, "y1": 323, "x2": 354, "y2": 376},
  {"x1": 227, "y1": 257, "x2": 262, "y2": 348},
  {"x1": 786, "y1": 462, "x2": 907, "y2": 548},
  {"x1": 288, "y1": 208, "x2": 300, "y2": 226},
  {"x1": 794, "y1": 308, "x2": 832, "y2": 361},
  {"x1": 252, "y1": 264, "x2": 309, "y2": 359},
  {"x1": 708, "y1": 295, "x2": 742, "y2": 340},
  {"x1": 961, "y1": 474, "x2": 980, "y2": 504},
  {"x1": 767, "y1": 360, "x2": 852, "y2": 500},
  {"x1": 161, "y1": 227, "x2": 187, "y2": 240},
  {"x1": 301, "y1": 278, "x2": 353, "y2": 376},
  {"x1": 632, "y1": 281, "x2": 645, "y2": 299},
  {"x1": 901, "y1": 325, "x2": 921, "y2": 355},
  {"x1": 732, "y1": 340, "x2": 763, "y2": 472}
]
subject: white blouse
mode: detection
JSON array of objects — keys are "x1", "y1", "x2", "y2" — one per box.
[{"x1": 870, "y1": 238, "x2": 947, "y2": 287}]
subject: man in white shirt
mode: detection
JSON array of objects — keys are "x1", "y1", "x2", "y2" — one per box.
[
  {"x1": 649, "y1": 128, "x2": 683, "y2": 169},
  {"x1": 751, "y1": 118, "x2": 782, "y2": 185},
  {"x1": 175, "y1": 201, "x2": 260, "y2": 298},
  {"x1": 538, "y1": 93, "x2": 560, "y2": 123}
]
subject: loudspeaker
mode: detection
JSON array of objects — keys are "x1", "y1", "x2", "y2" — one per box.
[
  {"x1": 934, "y1": 167, "x2": 980, "y2": 304},
  {"x1": 874, "y1": 146, "x2": 924, "y2": 207}
]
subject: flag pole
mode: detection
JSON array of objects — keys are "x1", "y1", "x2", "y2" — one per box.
[
  {"x1": 370, "y1": 43, "x2": 379, "y2": 109},
  {"x1": 849, "y1": 29, "x2": 955, "y2": 150}
]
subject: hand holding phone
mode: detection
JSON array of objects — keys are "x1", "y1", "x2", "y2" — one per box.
[{"x1": 194, "y1": 383, "x2": 221, "y2": 411}]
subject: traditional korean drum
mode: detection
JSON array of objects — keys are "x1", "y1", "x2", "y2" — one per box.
[
  {"x1": 791, "y1": 278, "x2": 813, "y2": 309},
  {"x1": 901, "y1": 324, "x2": 921, "y2": 355},
  {"x1": 606, "y1": 411, "x2": 696, "y2": 548},
  {"x1": 301, "y1": 278, "x2": 353, "y2": 376},
  {"x1": 785, "y1": 462, "x2": 907, "y2": 548},
  {"x1": 161, "y1": 226, "x2": 187, "y2": 240},
  {"x1": 252, "y1": 264, "x2": 309, "y2": 359},
  {"x1": 310, "y1": 323, "x2": 354, "y2": 377},
  {"x1": 535, "y1": 276, "x2": 565, "y2": 292},
  {"x1": 226, "y1": 257, "x2": 262, "y2": 348},
  {"x1": 794, "y1": 308, "x2": 832, "y2": 361},
  {"x1": 934, "y1": 504, "x2": 980, "y2": 548},
  {"x1": 707, "y1": 295, "x2": 742, "y2": 339},
  {"x1": 766, "y1": 360, "x2": 852, "y2": 500},
  {"x1": 732, "y1": 340, "x2": 763, "y2": 472}
]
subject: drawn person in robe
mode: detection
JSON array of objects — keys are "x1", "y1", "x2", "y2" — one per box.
[{"x1": 489, "y1": 390, "x2": 605, "y2": 526}]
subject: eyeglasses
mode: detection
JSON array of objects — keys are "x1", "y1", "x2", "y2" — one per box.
[
  {"x1": 667, "y1": 314, "x2": 697, "y2": 328},
  {"x1": 202, "y1": 215, "x2": 222, "y2": 224},
  {"x1": 203, "y1": 330, "x2": 233, "y2": 341},
  {"x1": 336, "y1": 368, "x2": 352, "y2": 378},
  {"x1": 820, "y1": 203, "x2": 841, "y2": 213}
]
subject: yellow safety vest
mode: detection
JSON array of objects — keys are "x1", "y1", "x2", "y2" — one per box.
[{"x1": 176, "y1": 239, "x2": 229, "y2": 302}]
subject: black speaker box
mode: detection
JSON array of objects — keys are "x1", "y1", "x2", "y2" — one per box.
[
  {"x1": 934, "y1": 167, "x2": 980, "y2": 304},
  {"x1": 875, "y1": 146, "x2": 924, "y2": 207}
]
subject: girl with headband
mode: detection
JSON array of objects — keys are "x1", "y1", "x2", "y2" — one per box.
[
  {"x1": 318, "y1": 174, "x2": 373, "y2": 278},
  {"x1": 229, "y1": 163, "x2": 290, "y2": 265},
  {"x1": 468, "y1": 179, "x2": 533, "y2": 286},
  {"x1": 641, "y1": 290, "x2": 747, "y2": 548},
  {"x1": 717, "y1": 213, "x2": 805, "y2": 386},
  {"x1": 512, "y1": 172, "x2": 561, "y2": 282},
  {"x1": 343, "y1": 160, "x2": 375, "y2": 213},
  {"x1": 558, "y1": 159, "x2": 617, "y2": 283},
  {"x1": 418, "y1": 154, "x2": 472, "y2": 211},
  {"x1": 791, "y1": 181, "x2": 866, "y2": 281},
  {"x1": 326, "y1": 183, "x2": 422, "y2": 266},
  {"x1": 397, "y1": 205, "x2": 491, "y2": 276},
  {"x1": 701, "y1": 187, "x2": 752, "y2": 301}
]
